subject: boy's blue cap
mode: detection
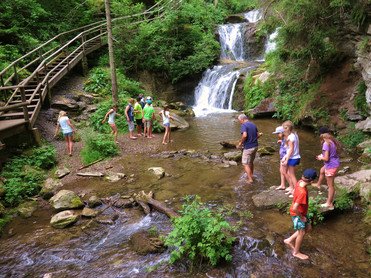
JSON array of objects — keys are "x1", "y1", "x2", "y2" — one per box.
[
  {"x1": 303, "y1": 168, "x2": 317, "y2": 181},
  {"x1": 146, "y1": 99, "x2": 152, "y2": 104}
]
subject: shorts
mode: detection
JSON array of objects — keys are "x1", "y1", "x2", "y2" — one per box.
[
  {"x1": 144, "y1": 119, "x2": 152, "y2": 128},
  {"x1": 287, "y1": 158, "x2": 300, "y2": 166},
  {"x1": 242, "y1": 147, "x2": 258, "y2": 165},
  {"x1": 128, "y1": 121, "x2": 135, "y2": 132},
  {"x1": 63, "y1": 132, "x2": 73, "y2": 137},
  {"x1": 136, "y1": 119, "x2": 143, "y2": 127},
  {"x1": 292, "y1": 215, "x2": 308, "y2": 230},
  {"x1": 325, "y1": 167, "x2": 338, "y2": 177},
  {"x1": 163, "y1": 122, "x2": 170, "y2": 127}
]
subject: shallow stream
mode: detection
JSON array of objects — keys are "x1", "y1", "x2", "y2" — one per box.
[{"x1": 0, "y1": 114, "x2": 369, "y2": 277}]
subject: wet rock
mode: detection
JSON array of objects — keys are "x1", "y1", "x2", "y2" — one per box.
[
  {"x1": 224, "y1": 160, "x2": 238, "y2": 166},
  {"x1": 148, "y1": 167, "x2": 165, "y2": 179},
  {"x1": 355, "y1": 117, "x2": 371, "y2": 133},
  {"x1": 78, "y1": 94, "x2": 95, "y2": 104},
  {"x1": 40, "y1": 178, "x2": 63, "y2": 199},
  {"x1": 95, "y1": 215, "x2": 116, "y2": 225},
  {"x1": 258, "y1": 146, "x2": 275, "y2": 156},
  {"x1": 105, "y1": 172, "x2": 126, "y2": 182},
  {"x1": 114, "y1": 198, "x2": 135, "y2": 208},
  {"x1": 51, "y1": 96, "x2": 79, "y2": 111},
  {"x1": 77, "y1": 171, "x2": 104, "y2": 177},
  {"x1": 17, "y1": 200, "x2": 38, "y2": 218},
  {"x1": 50, "y1": 210, "x2": 79, "y2": 228},
  {"x1": 81, "y1": 207, "x2": 99, "y2": 218},
  {"x1": 0, "y1": 202, "x2": 5, "y2": 217},
  {"x1": 338, "y1": 166, "x2": 351, "y2": 175},
  {"x1": 357, "y1": 139, "x2": 371, "y2": 151},
  {"x1": 129, "y1": 230, "x2": 165, "y2": 255},
  {"x1": 168, "y1": 101, "x2": 187, "y2": 110},
  {"x1": 223, "y1": 151, "x2": 242, "y2": 162},
  {"x1": 50, "y1": 190, "x2": 84, "y2": 210},
  {"x1": 252, "y1": 189, "x2": 290, "y2": 209},
  {"x1": 220, "y1": 141, "x2": 237, "y2": 149},
  {"x1": 340, "y1": 157, "x2": 353, "y2": 163},
  {"x1": 336, "y1": 169, "x2": 371, "y2": 201},
  {"x1": 249, "y1": 97, "x2": 276, "y2": 118},
  {"x1": 153, "y1": 107, "x2": 190, "y2": 130},
  {"x1": 88, "y1": 196, "x2": 102, "y2": 208},
  {"x1": 55, "y1": 167, "x2": 70, "y2": 179},
  {"x1": 347, "y1": 112, "x2": 364, "y2": 121}
]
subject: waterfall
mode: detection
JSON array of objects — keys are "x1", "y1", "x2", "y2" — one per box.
[
  {"x1": 193, "y1": 10, "x2": 263, "y2": 117},
  {"x1": 264, "y1": 28, "x2": 279, "y2": 53}
]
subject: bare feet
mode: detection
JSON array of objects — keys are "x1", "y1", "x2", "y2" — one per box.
[
  {"x1": 130, "y1": 137, "x2": 137, "y2": 140},
  {"x1": 162, "y1": 142, "x2": 167, "y2": 145},
  {"x1": 312, "y1": 183, "x2": 321, "y2": 190},
  {"x1": 246, "y1": 179, "x2": 253, "y2": 184},
  {"x1": 293, "y1": 252, "x2": 309, "y2": 260},
  {"x1": 284, "y1": 239, "x2": 294, "y2": 250},
  {"x1": 275, "y1": 186, "x2": 286, "y2": 190}
]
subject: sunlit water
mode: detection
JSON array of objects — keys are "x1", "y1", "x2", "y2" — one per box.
[{"x1": 0, "y1": 114, "x2": 368, "y2": 277}]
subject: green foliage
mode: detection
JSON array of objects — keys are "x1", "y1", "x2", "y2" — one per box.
[
  {"x1": 165, "y1": 196, "x2": 235, "y2": 267},
  {"x1": 338, "y1": 124, "x2": 368, "y2": 149},
  {"x1": 243, "y1": 74, "x2": 273, "y2": 110},
  {"x1": 354, "y1": 81, "x2": 368, "y2": 117},
  {"x1": 80, "y1": 129, "x2": 120, "y2": 165},
  {"x1": 118, "y1": 0, "x2": 225, "y2": 82},
  {"x1": 334, "y1": 188, "x2": 354, "y2": 210},
  {"x1": 1, "y1": 145, "x2": 56, "y2": 206},
  {"x1": 218, "y1": 0, "x2": 258, "y2": 14},
  {"x1": 308, "y1": 196, "x2": 325, "y2": 225},
  {"x1": 0, "y1": 212, "x2": 13, "y2": 234},
  {"x1": 358, "y1": 37, "x2": 370, "y2": 53}
]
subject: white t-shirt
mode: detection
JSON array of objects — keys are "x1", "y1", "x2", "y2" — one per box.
[
  {"x1": 161, "y1": 110, "x2": 170, "y2": 125},
  {"x1": 287, "y1": 132, "x2": 300, "y2": 159},
  {"x1": 58, "y1": 116, "x2": 73, "y2": 134}
]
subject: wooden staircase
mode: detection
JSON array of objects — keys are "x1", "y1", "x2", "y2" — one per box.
[{"x1": 0, "y1": 0, "x2": 177, "y2": 142}]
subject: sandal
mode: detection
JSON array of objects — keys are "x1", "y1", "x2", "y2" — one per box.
[
  {"x1": 275, "y1": 186, "x2": 286, "y2": 190},
  {"x1": 320, "y1": 204, "x2": 334, "y2": 210}
]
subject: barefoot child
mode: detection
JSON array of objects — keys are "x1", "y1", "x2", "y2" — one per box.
[
  {"x1": 159, "y1": 106, "x2": 174, "y2": 144},
  {"x1": 284, "y1": 168, "x2": 317, "y2": 260},
  {"x1": 273, "y1": 126, "x2": 288, "y2": 190},
  {"x1": 54, "y1": 111, "x2": 75, "y2": 156},
  {"x1": 313, "y1": 131, "x2": 341, "y2": 210},
  {"x1": 102, "y1": 105, "x2": 120, "y2": 143},
  {"x1": 134, "y1": 96, "x2": 144, "y2": 136},
  {"x1": 143, "y1": 99, "x2": 155, "y2": 138}
]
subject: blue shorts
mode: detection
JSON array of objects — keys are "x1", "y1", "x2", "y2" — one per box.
[
  {"x1": 163, "y1": 122, "x2": 170, "y2": 127},
  {"x1": 287, "y1": 158, "x2": 300, "y2": 166},
  {"x1": 63, "y1": 132, "x2": 73, "y2": 137},
  {"x1": 292, "y1": 216, "x2": 308, "y2": 230}
]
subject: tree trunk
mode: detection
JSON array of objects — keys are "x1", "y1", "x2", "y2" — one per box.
[
  {"x1": 105, "y1": 0, "x2": 118, "y2": 105},
  {"x1": 133, "y1": 191, "x2": 180, "y2": 219}
]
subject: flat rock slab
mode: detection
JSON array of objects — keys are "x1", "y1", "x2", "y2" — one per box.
[
  {"x1": 77, "y1": 172, "x2": 104, "y2": 177},
  {"x1": 50, "y1": 210, "x2": 79, "y2": 229},
  {"x1": 252, "y1": 188, "x2": 290, "y2": 209},
  {"x1": 55, "y1": 167, "x2": 70, "y2": 179}
]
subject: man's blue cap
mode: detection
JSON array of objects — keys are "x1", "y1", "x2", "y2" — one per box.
[
  {"x1": 303, "y1": 168, "x2": 318, "y2": 181},
  {"x1": 146, "y1": 99, "x2": 152, "y2": 104}
]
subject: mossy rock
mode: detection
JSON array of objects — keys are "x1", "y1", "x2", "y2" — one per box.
[
  {"x1": 17, "y1": 200, "x2": 38, "y2": 218},
  {"x1": 49, "y1": 190, "x2": 84, "y2": 211},
  {"x1": 50, "y1": 210, "x2": 79, "y2": 229},
  {"x1": 129, "y1": 230, "x2": 165, "y2": 255}
]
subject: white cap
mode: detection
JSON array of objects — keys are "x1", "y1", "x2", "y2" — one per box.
[{"x1": 272, "y1": 126, "x2": 285, "y2": 134}]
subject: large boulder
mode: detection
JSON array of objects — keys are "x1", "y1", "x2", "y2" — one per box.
[
  {"x1": 40, "y1": 178, "x2": 63, "y2": 199},
  {"x1": 51, "y1": 96, "x2": 80, "y2": 112},
  {"x1": 49, "y1": 190, "x2": 84, "y2": 211},
  {"x1": 223, "y1": 151, "x2": 242, "y2": 162},
  {"x1": 129, "y1": 230, "x2": 165, "y2": 255},
  {"x1": 249, "y1": 98, "x2": 276, "y2": 118},
  {"x1": 17, "y1": 200, "x2": 38, "y2": 218},
  {"x1": 355, "y1": 117, "x2": 371, "y2": 133},
  {"x1": 50, "y1": 210, "x2": 79, "y2": 229},
  {"x1": 153, "y1": 107, "x2": 189, "y2": 130},
  {"x1": 336, "y1": 169, "x2": 371, "y2": 202},
  {"x1": 252, "y1": 188, "x2": 290, "y2": 209}
]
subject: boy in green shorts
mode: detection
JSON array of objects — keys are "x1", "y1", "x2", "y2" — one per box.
[
  {"x1": 134, "y1": 96, "x2": 143, "y2": 136},
  {"x1": 143, "y1": 99, "x2": 155, "y2": 138},
  {"x1": 284, "y1": 168, "x2": 317, "y2": 260}
]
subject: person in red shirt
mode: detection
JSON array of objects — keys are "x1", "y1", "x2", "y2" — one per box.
[{"x1": 284, "y1": 168, "x2": 317, "y2": 260}]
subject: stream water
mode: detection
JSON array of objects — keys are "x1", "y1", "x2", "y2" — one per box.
[{"x1": 0, "y1": 9, "x2": 369, "y2": 278}]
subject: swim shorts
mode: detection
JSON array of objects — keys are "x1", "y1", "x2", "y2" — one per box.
[
  {"x1": 325, "y1": 167, "x2": 338, "y2": 177},
  {"x1": 242, "y1": 147, "x2": 258, "y2": 165},
  {"x1": 287, "y1": 158, "x2": 300, "y2": 166},
  {"x1": 292, "y1": 215, "x2": 308, "y2": 230}
]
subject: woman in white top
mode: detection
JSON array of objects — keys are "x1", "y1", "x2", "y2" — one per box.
[
  {"x1": 159, "y1": 106, "x2": 173, "y2": 145},
  {"x1": 280, "y1": 120, "x2": 301, "y2": 196},
  {"x1": 102, "y1": 105, "x2": 120, "y2": 143},
  {"x1": 54, "y1": 111, "x2": 75, "y2": 156}
]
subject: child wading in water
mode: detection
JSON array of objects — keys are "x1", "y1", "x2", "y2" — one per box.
[
  {"x1": 273, "y1": 126, "x2": 289, "y2": 190},
  {"x1": 284, "y1": 168, "x2": 317, "y2": 260},
  {"x1": 102, "y1": 105, "x2": 120, "y2": 143},
  {"x1": 159, "y1": 106, "x2": 174, "y2": 144},
  {"x1": 313, "y1": 129, "x2": 341, "y2": 210},
  {"x1": 54, "y1": 111, "x2": 75, "y2": 156}
]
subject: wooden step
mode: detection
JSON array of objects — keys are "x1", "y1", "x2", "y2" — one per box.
[
  {"x1": 0, "y1": 111, "x2": 33, "y2": 118},
  {"x1": 9, "y1": 99, "x2": 39, "y2": 104}
]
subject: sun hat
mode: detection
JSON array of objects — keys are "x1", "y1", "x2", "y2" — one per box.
[
  {"x1": 146, "y1": 96, "x2": 153, "y2": 100},
  {"x1": 318, "y1": 126, "x2": 330, "y2": 135},
  {"x1": 303, "y1": 168, "x2": 318, "y2": 181},
  {"x1": 272, "y1": 126, "x2": 285, "y2": 134}
]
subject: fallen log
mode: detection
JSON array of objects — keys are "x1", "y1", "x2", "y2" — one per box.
[
  {"x1": 133, "y1": 191, "x2": 179, "y2": 219},
  {"x1": 220, "y1": 141, "x2": 237, "y2": 149}
]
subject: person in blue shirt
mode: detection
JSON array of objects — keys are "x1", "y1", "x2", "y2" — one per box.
[{"x1": 236, "y1": 114, "x2": 262, "y2": 184}]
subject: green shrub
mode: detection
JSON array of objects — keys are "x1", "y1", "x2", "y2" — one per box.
[
  {"x1": 80, "y1": 130, "x2": 119, "y2": 165},
  {"x1": 308, "y1": 196, "x2": 325, "y2": 225},
  {"x1": 354, "y1": 81, "x2": 368, "y2": 117},
  {"x1": 334, "y1": 188, "x2": 354, "y2": 211},
  {"x1": 243, "y1": 74, "x2": 273, "y2": 110},
  {"x1": 165, "y1": 196, "x2": 235, "y2": 267},
  {"x1": 338, "y1": 124, "x2": 368, "y2": 149}
]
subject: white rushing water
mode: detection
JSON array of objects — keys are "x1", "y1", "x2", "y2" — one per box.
[
  {"x1": 194, "y1": 10, "x2": 265, "y2": 117},
  {"x1": 264, "y1": 28, "x2": 279, "y2": 53}
]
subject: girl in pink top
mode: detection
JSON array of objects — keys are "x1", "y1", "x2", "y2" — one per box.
[{"x1": 314, "y1": 132, "x2": 341, "y2": 210}]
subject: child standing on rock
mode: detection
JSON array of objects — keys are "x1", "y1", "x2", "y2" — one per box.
[
  {"x1": 273, "y1": 126, "x2": 288, "y2": 190},
  {"x1": 159, "y1": 105, "x2": 174, "y2": 144},
  {"x1": 284, "y1": 168, "x2": 317, "y2": 260},
  {"x1": 102, "y1": 105, "x2": 120, "y2": 143}
]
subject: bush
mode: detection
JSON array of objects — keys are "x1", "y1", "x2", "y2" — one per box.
[
  {"x1": 338, "y1": 124, "x2": 368, "y2": 149},
  {"x1": 354, "y1": 81, "x2": 368, "y2": 117},
  {"x1": 308, "y1": 196, "x2": 325, "y2": 225},
  {"x1": 80, "y1": 129, "x2": 120, "y2": 165},
  {"x1": 1, "y1": 145, "x2": 55, "y2": 206},
  {"x1": 165, "y1": 196, "x2": 235, "y2": 267},
  {"x1": 334, "y1": 188, "x2": 354, "y2": 211},
  {"x1": 243, "y1": 74, "x2": 273, "y2": 110}
]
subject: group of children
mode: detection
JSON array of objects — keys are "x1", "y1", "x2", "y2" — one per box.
[
  {"x1": 102, "y1": 95, "x2": 175, "y2": 145},
  {"x1": 272, "y1": 121, "x2": 341, "y2": 260}
]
